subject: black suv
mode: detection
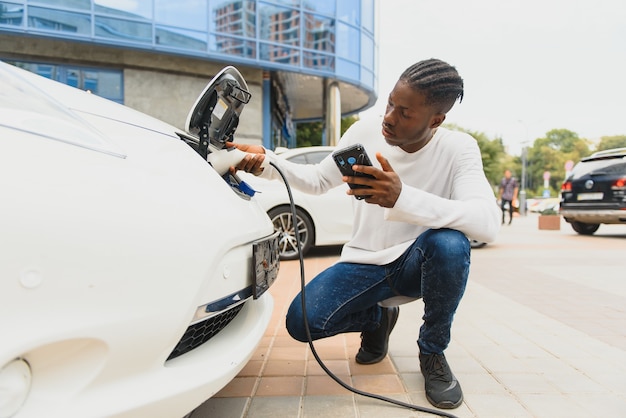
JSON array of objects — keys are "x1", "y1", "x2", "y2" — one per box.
[{"x1": 560, "y1": 148, "x2": 626, "y2": 235}]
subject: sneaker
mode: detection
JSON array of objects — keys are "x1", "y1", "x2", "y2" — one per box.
[
  {"x1": 419, "y1": 353, "x2": 463, "y2": 409},
  {"x1": 355, "y1": 306, "x2": 399, "y2": 364}
]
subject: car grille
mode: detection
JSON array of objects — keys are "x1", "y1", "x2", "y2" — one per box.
[{"x1": 167, "y1": 303, "x2": 245, "y2": 360}]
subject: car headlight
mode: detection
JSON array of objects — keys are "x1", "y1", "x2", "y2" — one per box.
[{"x1": 0, "y1": 358, "x2": 31, "y2": 418}]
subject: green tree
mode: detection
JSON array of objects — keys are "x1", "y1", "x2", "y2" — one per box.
[
  {"x1": 596, "y1": 135, "x2": 626, "y2": 151},
  {"x1": 475, "y1": 133, "x2": 508, "y2": 186},
  {"x1": 526, "y1": 129, "x2": 591, "y2": 196},
  {"x1": 445, "y1": 124, "x2": 507, "y2": 189},
  {"x1": 295, "y1": 115, "x2": 359, "y2": 147},
  {"x1": 341, "y1": 115, "x2": 359, "y2": 135},
  {"x1": 295, "y1": 121, "x2": 324, "y2": 147}
]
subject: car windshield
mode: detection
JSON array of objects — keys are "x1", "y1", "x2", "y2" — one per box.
[{"x1": 570, "y1": 157, "x2": 626, "y2": 179}]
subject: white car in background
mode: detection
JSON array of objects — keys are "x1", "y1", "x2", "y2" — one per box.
[
  {"x1": 0, "y1": 62, "x2": 279, "y2": 417},
  {"x1": 240, "y1": 146, "x2": 354, "y2": 260}
]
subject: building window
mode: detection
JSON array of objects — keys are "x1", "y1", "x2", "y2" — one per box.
[
  {"x1": 0, "y1": 2, "x2": 24, "y2": 26},
  {"x1": 303, "y1": 13, "x2": 334, "y2": 53},
  {"x1": 37, "y1": 0, "x2": 90, "y2": 10},
  {"x1": 28, "y1": 6, "x2": 91, "y2": 35},
  {"x1": 361, "y1": 0, "x2": 374, "y2": 34},
  {"x1": 5, "y1": 60, "x2": 124, "y2": 104},
  {"x1": 95, "y1": 0, "x2": 152, "y2": 20},
  {"x1": 360, "y1": 32, "x2": 374, "y2": 70},
  {"x1": 212, "y1": 0, "x2": 256, "y2": 57},
  {"x1": 156, "y1": 0, "x2": 207, "y2": 31},
  {"x1": 156, "y1": 26, "x2": 207, "y2": 51},
  {"x1": 95, "y1": 16, "x2": 152, "y2": 44},
  {"x1": 337, "y1": 0, "x2": 359, "y2": 26},
  {"x1": 336, "y1": 21, "x2": 359, "y2": 62},
  {"x1": 303, "y1": 0, "x2": 335, "y2": 17}
]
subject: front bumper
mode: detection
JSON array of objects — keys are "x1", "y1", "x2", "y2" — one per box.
[
  {"x1": 12, "y1": 294, "x2": 273, "y2": 418},
  {"x1": 560, "y1": 208, "x2": 626, "y2": 224}
]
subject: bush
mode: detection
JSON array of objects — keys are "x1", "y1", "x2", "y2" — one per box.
[{"x1": 540, "y1": 207, "x2": 558, "y2": 215}]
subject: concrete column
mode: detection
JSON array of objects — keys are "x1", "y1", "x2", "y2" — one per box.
[
  {"x1": 262, "y1": 71, "x2": 272, "y2": 149},
  {"x1": 324, "y1": 80, "x2": 341, "y2": 146}
]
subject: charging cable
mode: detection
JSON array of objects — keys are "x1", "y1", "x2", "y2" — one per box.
[{"x1": 269, "y1": 161, "x2": 460, "y2": 418}]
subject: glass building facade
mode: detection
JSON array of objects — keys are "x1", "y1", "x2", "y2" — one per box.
[{"x1": 0, "y1": 0, "x2": 377, "y2": 148}]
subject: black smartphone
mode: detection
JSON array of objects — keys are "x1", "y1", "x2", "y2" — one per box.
[{"x1": 332, "y1": 143, "x2": 374, "y2": 199}]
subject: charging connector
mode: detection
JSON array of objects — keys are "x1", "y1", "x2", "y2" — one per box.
[{"x1": 269, "y1": 161, "x2": 459, "y2": 418}]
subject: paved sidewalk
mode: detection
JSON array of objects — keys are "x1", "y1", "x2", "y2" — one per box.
[{"x1": 192, "y1": 214, "x2": 626, "y2": 418}]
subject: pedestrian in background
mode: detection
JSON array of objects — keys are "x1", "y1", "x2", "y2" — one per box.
[{"x1": 498, "y1": 169, "x2": 519, "y2": 224}]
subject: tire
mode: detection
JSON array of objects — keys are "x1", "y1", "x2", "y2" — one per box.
[
  {"x1": 570, "y1": 221, "x2": 600, "y2": 235},
  {"x1": 267, "y1": 206, "x2": 315, "y2": 260}
]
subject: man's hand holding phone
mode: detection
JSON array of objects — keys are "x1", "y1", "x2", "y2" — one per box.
[
  {"x1": 332, "y1": 144, "x2": 402, "y2": 208},
  {"x1": 332, "y1": 144, "x2": 374, "y2": 200}
]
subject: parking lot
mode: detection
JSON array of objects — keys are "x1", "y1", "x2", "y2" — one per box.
[{"x1": 193, "y1": 213, "x2": 626, "y2": 418}]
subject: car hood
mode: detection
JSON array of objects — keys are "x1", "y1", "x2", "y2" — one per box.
[
  {"x1": 0, "y1": 61, "x2": 183, "y2": 159},
  {"x1": 0, "y1": 61, "x2": 275, "y2": 341}
]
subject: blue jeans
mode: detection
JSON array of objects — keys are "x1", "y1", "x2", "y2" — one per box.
[{"x1": 285, "y1": 228, "x2": 470, "y2": 355}]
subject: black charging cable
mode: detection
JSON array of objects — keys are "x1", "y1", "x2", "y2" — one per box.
[{"x1": 269, "y1": 162, "x2": 460, "y2": 418}]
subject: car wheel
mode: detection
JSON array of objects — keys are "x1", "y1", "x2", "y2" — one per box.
[
  {"x1": 570, "y1": 221, "x2": 600, "y2": 235},
  {"x1": 268, "y1": 206, "x2": 315, "y2": 260}
]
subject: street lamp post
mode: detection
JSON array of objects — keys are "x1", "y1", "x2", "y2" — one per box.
[
  {"x1": 520, "y1": 146, "x2": 527, "y2": 216},
  {"x1": 517, "y1": 120, "x2": 529, "y2": 216}
]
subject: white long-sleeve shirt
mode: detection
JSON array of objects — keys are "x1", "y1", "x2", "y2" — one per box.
[{"x1": 260, "y1": 116, "x2": 501, "y2": 265}]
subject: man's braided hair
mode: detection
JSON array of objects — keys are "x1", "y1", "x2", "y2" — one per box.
[{"x1": 399, "y1": 58, "x2": 464, "y2": 113}]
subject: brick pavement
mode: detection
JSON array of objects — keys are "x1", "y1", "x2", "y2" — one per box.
[{"x1": 192, "y1": 213, "x2": 626, "y2": 418}]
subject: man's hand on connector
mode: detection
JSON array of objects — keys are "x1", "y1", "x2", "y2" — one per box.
[{"x1": 226, "y1": 142, "x2": 267, "y2": 175}]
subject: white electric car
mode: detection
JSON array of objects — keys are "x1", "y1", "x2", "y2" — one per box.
[{"x1": 0, "y1": 62, "x2": 279, "y2": 418}]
